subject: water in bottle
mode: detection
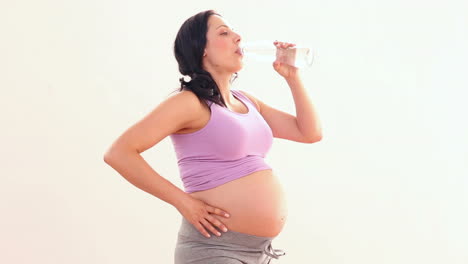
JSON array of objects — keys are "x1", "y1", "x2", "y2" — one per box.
[{"x1": 240, "y1": 40, "x2": 315, "y2": 69}]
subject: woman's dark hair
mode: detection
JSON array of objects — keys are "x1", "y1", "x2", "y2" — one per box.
[{"x1": 173, "y1": 9, "x2": 238, "y2": 108}]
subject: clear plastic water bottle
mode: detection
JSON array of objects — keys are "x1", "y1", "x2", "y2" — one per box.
[{"x1": 240, "y1": 40, "x2": 315, "y2": 69}]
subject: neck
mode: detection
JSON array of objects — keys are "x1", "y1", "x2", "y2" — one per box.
[{"x1": 205, "y1": 68, "x2": 236, "y2": 104}]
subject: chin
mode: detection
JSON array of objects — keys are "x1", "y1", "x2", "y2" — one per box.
[{"x1": 231, "y1": 62, "x2": 244, "y2": 73}]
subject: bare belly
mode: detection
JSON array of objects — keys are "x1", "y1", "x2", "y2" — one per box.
[{"x1": 188, "y1": 169, "x2": 288, "y2": 237}]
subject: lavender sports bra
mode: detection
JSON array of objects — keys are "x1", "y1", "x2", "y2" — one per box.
[{"x1": 169, "y1": 89, "x2": 274, "y2": 193}]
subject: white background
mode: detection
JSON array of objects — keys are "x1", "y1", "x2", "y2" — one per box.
[{"x1": 1, "y1": 0, "x2": 467, "y2": 263}]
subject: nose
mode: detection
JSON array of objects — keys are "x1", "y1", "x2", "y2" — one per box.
[
  {"x1": 234, "y1": 30, "x2": 242, "y2": 44},
  {"x1": 235, "y1": 34, "x2": 242, "y2": 46}
]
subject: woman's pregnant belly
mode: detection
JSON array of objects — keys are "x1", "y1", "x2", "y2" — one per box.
[{"x1": 188, "y1": 169, "x2": 288, "y2": 237}]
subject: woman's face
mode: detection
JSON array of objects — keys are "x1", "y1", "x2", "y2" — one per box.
[{"x1": 203, "y1": 15, "x2": 243, "y2": 74}]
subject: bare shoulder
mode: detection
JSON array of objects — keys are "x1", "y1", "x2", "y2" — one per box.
[
  {"x1": 157, "y1": 89, "x2": 207, "y2": 121},
  {"x1": 236, "y1": 89, "x2": 262, "y2": 113},
  {"x1": 169, "y1": 89, "x2": 207, "y2": 109}
]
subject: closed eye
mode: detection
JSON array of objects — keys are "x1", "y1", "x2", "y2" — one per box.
[{"x1": 220, "y1": 28, "x2": 235, "y2": 36}]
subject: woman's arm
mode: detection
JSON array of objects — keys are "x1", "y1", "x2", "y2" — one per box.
[
  {"x1": 240, "y1": 75, "x2": 322, "y2": 143},
  {"x1": 104, "y1": 149, "x2": 188, "y2": 209},
  {"x1": 103, "y1": 91, "x2": 201, "y2": 208},
  {"x1": 284, "y1": 73, "x2": 322, "y2": 141}
]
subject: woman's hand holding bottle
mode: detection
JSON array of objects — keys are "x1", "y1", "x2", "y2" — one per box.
[{"x1": 273, "y1": 41, "x2": 300, "y2": 79}]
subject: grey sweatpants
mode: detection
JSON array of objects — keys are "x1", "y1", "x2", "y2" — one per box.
[{"x1": 174, "y1": 217, "x2": 286, "y2": 264}]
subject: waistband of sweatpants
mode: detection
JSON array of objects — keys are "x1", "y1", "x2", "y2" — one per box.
[
  {"x1": 178, "y1": 217, "x2": 277, "y2": 248},
  {"x1": 178, "y1": 217, "x2": 287, "y2": 259}
]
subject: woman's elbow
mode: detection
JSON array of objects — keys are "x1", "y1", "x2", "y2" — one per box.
[
  {"x1": 103, "y1": 151, "x2": 116, "y2": 164},
  {"x1": 304, "y1": 134, "x2": 323, "y2": 143},
  {"x1": 103, "y1": 148, "x2": 125, "y2": 164}
]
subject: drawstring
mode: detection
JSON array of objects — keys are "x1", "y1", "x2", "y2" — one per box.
[{"x1": 263, "y1": 242, "x2": 286, "y2": 259}]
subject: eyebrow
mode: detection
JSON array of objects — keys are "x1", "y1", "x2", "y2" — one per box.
[{"x1": 216, "y1": 25, "x2": 231, "y2": 30}]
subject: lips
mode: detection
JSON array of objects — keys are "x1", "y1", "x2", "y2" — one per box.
[{"x1": 235, "y1": 47, "x2": 243, "y2": 55}]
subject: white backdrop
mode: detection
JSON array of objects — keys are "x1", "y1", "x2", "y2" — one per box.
[{"x1": 1, "y1": 0, "x2": 467, "y2": 263}]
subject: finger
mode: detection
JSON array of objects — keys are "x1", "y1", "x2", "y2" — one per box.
[
  {"x1": 201, "y1": 218, "x2": 222, "y2": 237},
  {"x1": 273, "y1": 61, "x2": 281, "y2": 69},
  {"x1": 194, "y1": 221, "x2": 211, "y2": 238},
  {"x1": 206, "y1": 215, "x2": 229, "y2": 233},
  {"x1": 206, "y1": 205, "x2": 230, "y2": 218},
  {"x1": 275, "y1": 41, "x2": 285, "y2": 48}
]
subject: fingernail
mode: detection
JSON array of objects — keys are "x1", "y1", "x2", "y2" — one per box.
[
  {"x1": 225, "y1": 213, "x2": 230, "y2": 217},
  {"x1": 223, "y1": 227, "x2": 228, "y2": 232}
]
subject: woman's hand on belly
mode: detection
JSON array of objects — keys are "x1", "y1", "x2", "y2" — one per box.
[{"x1": 175, "y1": 195, "x2": 231, "y2": 238}]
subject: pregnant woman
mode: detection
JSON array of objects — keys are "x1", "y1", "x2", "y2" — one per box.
[{"x1": 104, "y1": 9, "x2": 322, "y2": 264}]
